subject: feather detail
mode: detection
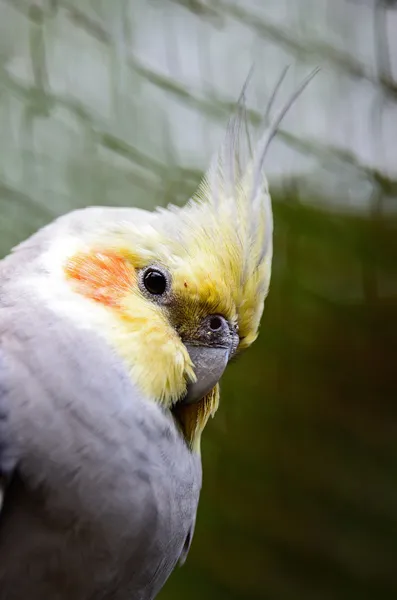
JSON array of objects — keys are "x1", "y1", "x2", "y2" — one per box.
[{"x1": 156, "y1": 67, "x2": 320, "y2": 350}]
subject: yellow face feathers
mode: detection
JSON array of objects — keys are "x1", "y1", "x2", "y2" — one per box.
[
  {"x1": 64, "y1": 249, "x2": 196, "y2": 405},
  {"x1": 63, "y1": 246, "x2": 219, "y2": 449}
]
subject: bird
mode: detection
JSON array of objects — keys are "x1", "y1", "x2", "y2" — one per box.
[{"x1": 0, "y1": 68, "x2": 318, "y2": 599}]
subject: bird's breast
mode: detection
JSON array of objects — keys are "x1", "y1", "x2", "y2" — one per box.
[{"x1": 0, "y1": 300, "x2": 202, "y2": 599}]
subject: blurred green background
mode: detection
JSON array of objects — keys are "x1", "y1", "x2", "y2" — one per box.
[{"x1": 1, "y1": 0, "x2": 397, "y2": 598}]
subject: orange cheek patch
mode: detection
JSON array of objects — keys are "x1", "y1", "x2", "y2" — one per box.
[{"x1": 64, "y1": 250, "x2": 136, "y2": 308}]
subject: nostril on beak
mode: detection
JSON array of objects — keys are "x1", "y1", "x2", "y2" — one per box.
[{"x1": 208, "y1": 316, "x2": 223, "y2": 332}]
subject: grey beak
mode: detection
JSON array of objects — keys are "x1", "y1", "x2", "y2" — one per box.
[{"x1": 183, "y1": 344, "x2": 230, "y2": 405}]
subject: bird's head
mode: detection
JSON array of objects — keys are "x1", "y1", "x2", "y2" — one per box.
[{"x1": 23, "y1": 69, "x2": 317, "y2": 452}]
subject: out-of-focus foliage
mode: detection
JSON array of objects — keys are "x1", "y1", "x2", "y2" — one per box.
[{"x1": 0, "y1": 0, "x2": 396, "y2": 598}]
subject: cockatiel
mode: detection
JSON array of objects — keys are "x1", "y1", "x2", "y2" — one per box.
[{"x1": 0, "y1": 69, "x2": 317, "y2": 599}]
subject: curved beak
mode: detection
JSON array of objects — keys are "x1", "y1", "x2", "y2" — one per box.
[{"x1": 183, "y1": 344, "x2": 230, "y2": 405}]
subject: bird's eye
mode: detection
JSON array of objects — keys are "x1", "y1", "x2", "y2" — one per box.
[{"x1": 142, "y1": 268, "x2": 168, "y2": 296}]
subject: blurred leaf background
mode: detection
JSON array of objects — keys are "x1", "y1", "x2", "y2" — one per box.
[{"x1": 0, "y1": 0, "x2": 397, "y2": 598}]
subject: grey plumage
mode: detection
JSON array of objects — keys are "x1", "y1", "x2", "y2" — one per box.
[{"x1": 0, "y1": 237, "x2": 200, "y2": 599}]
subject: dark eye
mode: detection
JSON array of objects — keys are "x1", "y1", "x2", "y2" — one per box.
[
  {"x1": 143, "y1": 269, "x2": 167, "y2": 295},
  {"x1": 209, "y1": 315, "x2": 223, "y2": 331}
]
